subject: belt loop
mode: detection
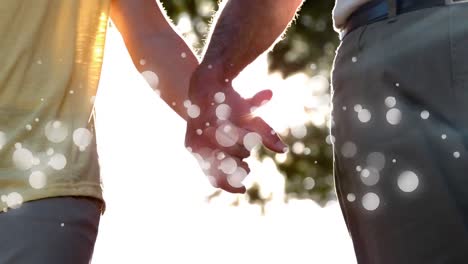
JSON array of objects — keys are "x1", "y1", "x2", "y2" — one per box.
[
  {"x1": 387, "y1": 0, "x2": 398, "y2": 19},
  {"x1": 357, "y1": 24, "x2": 368, "y2": 52}
]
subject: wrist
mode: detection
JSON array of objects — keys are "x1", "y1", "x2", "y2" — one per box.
[{"x1": 189, "y1": 62, "x2": 230, "y2": 100}]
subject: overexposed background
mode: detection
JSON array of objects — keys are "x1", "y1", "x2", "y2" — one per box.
[{"x1": 92, "y1": 23, "x2": 357, "y2": 264}]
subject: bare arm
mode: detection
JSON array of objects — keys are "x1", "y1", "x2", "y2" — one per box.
[
  {"x1": 184, "y1": 0, "x2": 301, "y2": 193},
  {"x1": 110, "y1": 0, "x2": 199, "y2": 120},
  {"x1": 199, "y1": 0, "x2": 303, "y2": 81}
]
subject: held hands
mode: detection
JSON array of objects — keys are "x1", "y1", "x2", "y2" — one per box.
[{"x1": 184, "y1": 64, "x2": 287, "y2": 194}]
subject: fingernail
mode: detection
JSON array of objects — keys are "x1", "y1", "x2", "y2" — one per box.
[{"x1": 275, "y1": 141, "x2": 287, "y2": 151}]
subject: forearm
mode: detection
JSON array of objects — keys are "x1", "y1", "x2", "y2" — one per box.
[
  {"x1": 201, "y1": 0, "x2": 303, "y2": 81},
  {"x1": 126, "y1": 30, "x2": 199, "y2": 121},
  {"x1": 110, "y1": 0, "x2": 199, "y2": 121}
]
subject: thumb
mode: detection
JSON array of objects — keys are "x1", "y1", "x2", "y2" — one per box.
[
  {"x1": 245, "y1": 116, "x2": 288, "y2": 153},
  {"x1": 248, "y1": 89, "x2": 273, "y2": 108}
]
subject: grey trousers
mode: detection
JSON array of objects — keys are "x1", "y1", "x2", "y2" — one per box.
[
  {"x1": 331, "y1": 3, "x2": 468, "y2": 264},
  {"x1": 0, "y1": 196, "x2": 101, "y2": 264}
]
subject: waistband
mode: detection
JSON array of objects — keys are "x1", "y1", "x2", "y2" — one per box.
[{"x1": 340, "y1": 0, "x2": 468, "y2": 40}]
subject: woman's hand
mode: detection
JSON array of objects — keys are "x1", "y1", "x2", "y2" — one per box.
[{"x1": 184, "y1": 64, "x2": 287, "y2": 193}]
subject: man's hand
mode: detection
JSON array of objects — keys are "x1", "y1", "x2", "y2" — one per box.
[
  {"x1": 183, "y1": 0, "x2": 302, "y2": 193},
  {"x1": 185, "y1": 64, "x2": 287, "y2": 193}
]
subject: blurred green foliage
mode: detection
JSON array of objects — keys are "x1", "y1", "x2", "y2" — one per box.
[{"x1": 161, "y1": 0, "x2": 340, "y2": 207}]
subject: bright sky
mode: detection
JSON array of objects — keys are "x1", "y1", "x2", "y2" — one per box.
[{"x1": 91, "y1": 24, "x2": 357, "y2": 264}]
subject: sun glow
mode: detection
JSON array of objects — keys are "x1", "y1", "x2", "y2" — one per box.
[{"x1": 91, "y1": 22, "x2": 356, "y2": 264}]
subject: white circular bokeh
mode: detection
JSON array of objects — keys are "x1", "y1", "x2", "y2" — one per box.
[
  {"x1": 215, "y1": 123, "x2": 239, "y2": 147},
  {"x1": 6, "y1": 192, "x2": 23, "y2": 209},
  {"x1": 362, "y1": 192, "x2": 380, "y2": 211},
  {"x1": 366, "y1": 152, "x2": 386, "y2": 171},
  {"x1": 397, "y1": 170, "x2": 419, "y2": 192},
  {"x1": 358, "y1": 109, "x2": 371, "y2": 123},
  {"x1": 29, "y1": 171, "x2": 47, "y2": 189},
  {"x1": 187, "y1": 104, "x2": 201, "y2": 119},
  {"x1": 46, "y1": 148, "x2": 54, "y2": 156},
  {"x1": 13, "y1": 146, "x2": 34, "y2": 170},
  {"x1": 360, "y1": 167, "x2": 380, "y2": 186},
  {"x1": 291, "y1": 125, "x2": 307, "y2": 139},
  {"x1": 227, "y1": 167, "x2": 247, "y2": 188},
  {"x1": 243, "y1": 132, "x2": 262, "y2": 151},
  {"x1": 354, "y1": 104, "x2": 362, "y2": 112},
  {"x1": 48, "y1": 153, "x2": 67, "y2": 170},
  {"x1": 45, "y1": 121, "x2": 68, "y2": 143},
  {"x1": 420, "y1": 110, "x2": 430, "y2": 119},
  {"x1": 215, "y1": 104, "x2": 231, "y2": 120},
  {"x1": 214, "y1": 92, "x2": 226, "y2": 104},
  {"x1": 341, "y1": 141, "x2": 357, "y2": 158},
  {"x1": 347, "y1": 193, "x2": 356, "y2": 202},
  {"x1": 386, "y1": 108, "x2": 402, "y2": 125},
  {"x1": 219, "y1": 157, "x2": 237, "y2": 174},
  {"x1": 303, "y1": 177, "x2": 315, "y2": 190},
  {"x1": 141, "y1": 71, "x2": 160, "y2": 89},
  {"x1": 73, "y1": 128, "x2": 93, "y2": 151},
  {"x1": 292, "y1": 142, "x2": 305, "y2": 154},
  {"x1": 216, "y1": 152, "x2": 225, "y2": 160},
  {"x1": 384, "y1": 97, "x2": 396, "y2": 108}
]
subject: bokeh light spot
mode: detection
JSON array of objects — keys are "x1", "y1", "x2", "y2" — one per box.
[
  {"x1": 420, "y1": 110, "x2": 430, "y2": 119},
  {"x1": 366, "y1": 152, "x2": 385, "y2": 171},
  {"x1": 384, "y1": 96, "x2": 396, "y2": 108},
  {"x1": 397, "y1": 170, "x2": 419, "y2": 192},
  {"x1": 360, "y1": 167, "x2": 380, "y2": 186},
  {"x1": 303, "y1": 177, "x2": 315, "y2": 190},
  {"x1": 214, "y1": 92, "x2": 226, "y2": 104},
  {"x1": 347, "y1": 193, "x2": 356, "y2": 202},
  {"x1": 227, "y1": 167, "x2": 247, "y2": 188},
  {"x1": 48, "y1": 153, "x2": 67, "y2": 170},
  {"x1": 6, "y1": 192, "x2": 23, "y2": 209},
  {"x1": 354, "y1": 104, "x2": 362, "y2": 112},
  {"x1": 45, "y1": 121, "x2": 68, "y2": 143},
  {"x1": 243, "y1": 132, "x2": 262, "y2": 151},
  {"x1": 215, "y1": 104, "x2": 231, "y2": 120},
  {"x1": 141, "y1": 71, "x2": 160, "y2": 90},
  {"x1": 216, "y1": 123, "x2": 239, "y2": 147},
  {"x1": 358, "y1": 109, "x2": 371, "y2": 123},
  {"x1": 13, "y1": 146, "x2": 34, "y2": 170},
  {"x1": 29, "y1": 171, "x2": 47, "y2": 189},
  {"x1": 187, "y1": 104, "x2": 201, "y2": 118},
  {"x1": 341, "y1": 141, "x2": 357, "y2": 158},
  {"x1": 362, "y1": 192, "x2": 380, "y2": 211},
  {"x1": 291, "y1": 125, "x2": 307, "y2": 139},
  {"x1": 73, "y1": 128, "x2": 93, "y2": 151},
  {"x1": 386, "y1": 108, "x2": 402, "y2": 125},
  {"x1": 219, "y1": 157, "x2": 237, "y2": 174}
]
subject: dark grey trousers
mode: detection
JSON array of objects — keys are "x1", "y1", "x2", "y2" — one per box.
[
  {"x1": 0, "y1": 196, "x2": 101, "y2": 264},
  {"x1": 331, "y1": 3, "x2": 468, "y2": 264}
]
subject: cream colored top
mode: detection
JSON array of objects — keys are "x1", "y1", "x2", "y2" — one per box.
[
  {"x1": 333, "y1": 0, "x2": 372, "y2": 31},
  {"x1": 0, "y1": 0, "x2": 111, "y2": 212}
]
